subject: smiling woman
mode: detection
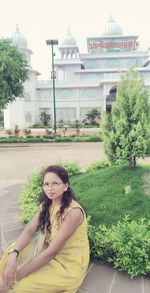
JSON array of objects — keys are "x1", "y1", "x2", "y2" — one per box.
[{"x1": 0, "y1": 165, "x2": 89, "y2": 293}]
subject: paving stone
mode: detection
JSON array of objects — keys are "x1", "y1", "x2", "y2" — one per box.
[
  {"x1": 111, "y1": 271, "x2": 142, "y2": 293},
  {"x1": 0, "y1": 190, "x2": 12, "y2": 200},
  {"x1": 143, "y1": 276, "x2": 150, "y2": 293},
  {"x1": 3, "y1": 183, "x2": 24, "y2": 193},
  {"x1": 1, "y1": 226, "x2": 24, "y2": 250},
  {"x1": 0, "y1": 203, "x2": 19, "y2": 209},
  {"x1": 78, "y1": 289, "x2": 90, "y2": 293},
  {"x1": 1, "y1": 221, "x2": 24, "y2": 232},
  {"x1": 0, "y1": 202, "x2": 19, "y2": 213},
  {"x1": 1, "y1": 207, "x2": 20, "y2": 214},
  {"x1": 0, "y1": 212, "x2": 20, "y2": 223},
  {"x1": 0, "y1": 191, "x2": 20, "y2": 202},
  {"x1": 80, "y1": 263, "x2": 116, "y2": 293}
]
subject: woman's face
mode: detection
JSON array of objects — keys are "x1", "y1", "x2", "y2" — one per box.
[{"x1": 43, "y1": 172, "x2": 68, "y2": 204}]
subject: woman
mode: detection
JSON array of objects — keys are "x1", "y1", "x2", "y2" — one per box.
[{"x1": 0, "y1": 165, "x2": 89, "y2": 293}]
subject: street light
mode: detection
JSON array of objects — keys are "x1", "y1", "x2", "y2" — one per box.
[{"x1": 46, "y1": 39, "x2": 58, "y2": 134}]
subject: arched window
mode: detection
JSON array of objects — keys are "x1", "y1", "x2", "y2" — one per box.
[{"x1": 106, "y1": 86, "x2": 117, "y2": 113}]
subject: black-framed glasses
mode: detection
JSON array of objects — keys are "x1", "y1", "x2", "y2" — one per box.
[{"x1": 43, "y1": 181, "x2": 63, "y2": 189}]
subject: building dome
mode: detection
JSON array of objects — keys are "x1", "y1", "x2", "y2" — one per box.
[
  {"x1": 61, "y1": 27, "x2": 77, "y2": 46},
  {"x1": 103, "y1": 15, "x2": 123, "y2": 36},
  {"x1": 12, "y1": 24, "x2": 28, "y2": 48}
]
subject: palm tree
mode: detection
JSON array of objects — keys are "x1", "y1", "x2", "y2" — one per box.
[
  {"x1": 40, "y1": 112, "x2": 51, "y2": 126},
  {"x1": 86, "y1": 109, "x2": 100, "y2": 125}
]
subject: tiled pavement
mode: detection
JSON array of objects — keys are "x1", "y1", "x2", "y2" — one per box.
[{"x1": 0, "y1": 143, "x2": 150, "y2": 292}]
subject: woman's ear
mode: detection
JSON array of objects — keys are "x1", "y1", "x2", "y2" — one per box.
[{"x1": 64, "y1": 183, "x2": 69, "y2": 191}]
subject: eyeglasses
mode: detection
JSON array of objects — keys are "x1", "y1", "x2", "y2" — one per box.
[{"x1": 43, "y1": 181, "x2": 63, "y2": 189}]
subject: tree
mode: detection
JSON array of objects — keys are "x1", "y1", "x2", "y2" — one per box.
[
  {"x1": 103, "y1": 69, "x2": 150, "y2": 168},
  {"x1": 40, "y1": 112, "x2": 51, "y2": 126},
  {"x1": 0, "y1": 109, "x2": 4, "y2": 126},
  {"x1": 0, "y1": 39, "x2": 28, "y2": 109},
  {"x1": 74, "y1": 120, "x2": 80, "y2": 136},
  {"x1": 86, "y1": 108, "x2": 100, "y2": 125}
]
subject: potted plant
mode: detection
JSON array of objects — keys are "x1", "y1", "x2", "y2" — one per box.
[
  {"x1": 14, "y1": 125, "x2": 20, "y2": 137},
  {"x1": 6, "y1": 129, "x2": 13, "y2": 137},
  {"x1": 23, "y1": 128, "x2": 31, "y2": 137}
]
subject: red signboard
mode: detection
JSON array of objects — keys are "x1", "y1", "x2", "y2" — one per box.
[{"x1": 88, "y1": 40, "x2": 139, "y2": 51}]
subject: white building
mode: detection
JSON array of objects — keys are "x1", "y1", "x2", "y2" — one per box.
[{"x1": 4, "y1": 16, "x2": 150, "y2": 129}]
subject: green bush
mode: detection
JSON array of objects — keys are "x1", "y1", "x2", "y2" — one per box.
[
  {"x1": 146, "y1": 137, "x2": 150, "y2": 155},
  {"x1": 81, "y1": 125, "x2": 100, "y2": 128},
  {"x1": 0, "y1": 134, "x2": 103, "y2": 143},
  {"x1": 29, "y1": 124, "x2": 50, "y2": 129},
  {"x1": 102, "y1": 70, "x2": 150, "y2": 168},
  {"x1": 19, "y1": 172, "x2": 43, "y2": 223},
  {"x1": 86, "y1": 159, "x2": 111, "y2": 172},
  {"x1": 75, "y1": 134, "x2": 102, "y2": 142},
  {"x1": 88, "y1": 216, "x2": 150, "y2": 277},
  {"x1": 58, "y1": 161, "x2": 81, "y2": 176},
  {"x1": 54, "y1": 136, "x2": 73, "y2": 142}
]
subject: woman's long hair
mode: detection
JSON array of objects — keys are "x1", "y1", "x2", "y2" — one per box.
[{"x1": 38, "y1": 165, "x2": 76, "y2": 233}]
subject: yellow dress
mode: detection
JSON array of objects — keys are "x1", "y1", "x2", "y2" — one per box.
[{"x1": 0, "y1": 200, "x2": 89, "y2": 293}]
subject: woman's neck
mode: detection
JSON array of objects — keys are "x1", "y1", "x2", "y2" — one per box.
[{"x1": 51, "y1": 199, "x2": 61, "y2": 207}]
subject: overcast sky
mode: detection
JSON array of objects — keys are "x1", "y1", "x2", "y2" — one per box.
[{"x1": 0, "y1": 0, "x2": 150, "y2": 78}]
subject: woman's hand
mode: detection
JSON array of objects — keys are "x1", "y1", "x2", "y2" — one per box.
[
  {"x1": 2, "y1": 254, "x2": 18, "y2": 289},
  {"x1": 15, "y1": 268, "x2": 23, "y2": 282}
]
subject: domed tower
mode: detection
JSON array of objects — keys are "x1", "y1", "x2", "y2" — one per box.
[
  {"x1": 12, "y1": 24, "x2": 33, "y2": 66},
  {"x1": 59, "y1": 27, "x2": 79, "y2": 59},
  {"x1": 4, "y1": 24, "x2": 40, "y2": 130},
  {"x1": 102, "y1": 15, "x2": 123, "y2": 36}
]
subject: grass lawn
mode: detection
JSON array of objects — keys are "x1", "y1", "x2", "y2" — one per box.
[{"x1": 71, "y1": 164, "x2": 150, "y2": 227}]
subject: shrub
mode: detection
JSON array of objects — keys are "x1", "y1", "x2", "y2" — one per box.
[
  {"x1": 102, "y1": 69, "x2": 150, "y2": 168},
  {"x1": 26, "y1": 135, "x2": 33, "y2": 138},
  {"x1": 14, "y1": 125, "x2": 20, "y2": 134},
  {"x1": 19, "y1": 172, "x2": 43, "y2": 223},
  {"x1": 39, "y1": 112, "x2": 51, "y2": 126},
  {"x1": 45, "y1": 129, "x2": 53, "y2": 136},
  {"x1": 54, "y1": 136, "x2": 73, "y2": 142},
  {"x1": 86, "y1": 159, "x2": 111, "y2": 172},
  {"x1": 6, "y1": 129, "x2": 12, "y2": 135},
  {"x1": 58, "y1": 161, "x2": 81, "y2": 176},
  {"x1": 85, "y1": 108, "x2": 101, "y2": 125},
  {"x1": 0, "y1": 134, "x2": 103, "y2": 143},
  {"x1": 79, "y1": 134, "x2": 102, "y2": 142},
  {"x1": 146, "y1": 137, "x2": 150, "y2": 155},
  {"x1": 23, "y1": 128, "x2": 31, "y2": 135},
  {"x1": 88, "y1": 216, "x2": 150, "y2": 277},
  {"x1": 29, "y1": 124, "x2": 47, "y2": 129}
]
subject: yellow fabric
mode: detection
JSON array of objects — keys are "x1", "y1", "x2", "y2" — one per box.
[{"x1": 0, "y1": 200, "x2": 89, "y2": 293}]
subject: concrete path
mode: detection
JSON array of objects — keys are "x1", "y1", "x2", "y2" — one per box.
[
  {"x1": 0, "y1": 142, "x2": 150, "y2": 292},
  {"x1": 0, "y1": 142, "x2": 104, "y2": 189}
]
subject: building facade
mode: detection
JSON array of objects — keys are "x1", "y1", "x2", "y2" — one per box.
[{"x1": 4, "y1": 16, "x2": 150, "y2": 129}]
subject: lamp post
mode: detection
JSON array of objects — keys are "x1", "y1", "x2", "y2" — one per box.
[{"x1": 46, "y1": 39, "x2": 58, "y2": 134}]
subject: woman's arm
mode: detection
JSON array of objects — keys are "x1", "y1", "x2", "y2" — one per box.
[{"x1": 16, "y1": 208, "x2": 84, "y2": 280}]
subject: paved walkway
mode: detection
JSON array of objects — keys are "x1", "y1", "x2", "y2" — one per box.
[{"x1": 0, "y1": 142, "x2": 150, "y2": 292}]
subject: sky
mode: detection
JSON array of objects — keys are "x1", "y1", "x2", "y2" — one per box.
[{"x1": 0, "y1": 0, "x2": 150, "y2": 79}]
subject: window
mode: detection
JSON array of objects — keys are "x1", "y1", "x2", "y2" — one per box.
[
  {"x1": 25, "y1": 112, "x2": 32, "y2": 123},
  {"x1": 56, "y1": 108, "x2": 76, "y2": 121}
]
